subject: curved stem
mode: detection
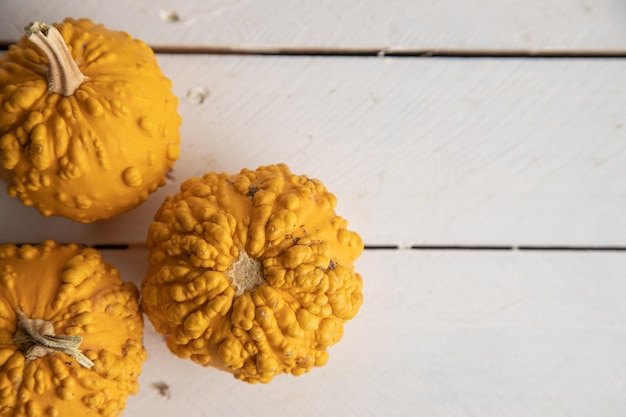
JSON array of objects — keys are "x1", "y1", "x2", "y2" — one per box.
[
  {"x1": 25, "y1": 21, "x2": 86, "y2": 96},
  {"x1": 13, "y1": 309, "x2": 94, "y2": 368}
]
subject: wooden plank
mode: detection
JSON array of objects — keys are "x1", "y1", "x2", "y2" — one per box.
[
  {"x1": 97, "y1": 248, "x2": 626, "y2": 417},
  {"x1": 1, "y1": 55, "x2": 625, "y2": 246},
  {"x1": 0, "y1": 0, "x2": 625, "y2": 52}
]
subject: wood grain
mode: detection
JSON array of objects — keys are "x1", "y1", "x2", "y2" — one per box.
[
  {"x1": 1, "y1": 56, "x2": 624, "y2": 246},
  {"x1": 1, "y1": 0, "x2": 625, "y2": 52},
  {"x1": 99, "y1": 248, "x2": 626, "y2": 417}
]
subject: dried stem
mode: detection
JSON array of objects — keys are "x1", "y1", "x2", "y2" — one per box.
[
  {"x1": 25, "y1": 21, "x2": 86, "y2": 96},
  {"x1": 13, "y1": 309, "x2": 94, "y2": 368}
]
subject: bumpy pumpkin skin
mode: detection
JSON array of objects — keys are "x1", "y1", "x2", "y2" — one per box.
[
  {"x1": 142, "y1": 164, "x2": 363, "y2": 383},
  {"x1": 0, "y1": 241, "x2": 146, "y2": 417},
  {"x1": 0, "y1": 18, "x2": 181, "y2": 223}
]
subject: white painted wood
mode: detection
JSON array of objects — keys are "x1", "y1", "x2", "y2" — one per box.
[
  {"x1": 1, "y1": 56, "x2": 625, "y2": 246},
  {"x1": 1, "y1": 0, "x2": 625, "y2": 51},
  {"x1": 97, "y1": 248, "x2": 626, "y2": 417}
]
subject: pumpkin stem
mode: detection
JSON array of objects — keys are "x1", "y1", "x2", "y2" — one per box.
[
  {"x1": 12, "y1": 309, "x2": 94, "y2": 368},
  {"x1": 25, "y1": 21, "x2": 86, "y2": 96},
  {"x1": 226, "y1": 251, "x2": 265, "y2": 297}
]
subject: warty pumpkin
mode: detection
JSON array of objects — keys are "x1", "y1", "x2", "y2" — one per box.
[
  {"x1": 0, "y1": 18, "x2": 181, "y2": 223},
  {"x1": 141, "y1": 164, "x2": 363, "y2": 383},
  {"x1": 0, "y1": 241, "x2": 146, "y2": 416}
]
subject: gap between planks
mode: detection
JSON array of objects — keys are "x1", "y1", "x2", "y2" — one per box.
[
  {"x1": 1, "y1": 43, "x2": 626, "y2": 58},
  {"x1": 150, "y1": 46, "x2": 626, "y2": 58},
  {"x1": 87, "y1": 244, "x2": 626, "y2": 252},
  {"x1": 370, "y1": 245, "x2": 626, "y2": 252},
  {"x1": 11, "y1": 242, "x2": 626, "y2": 252}
]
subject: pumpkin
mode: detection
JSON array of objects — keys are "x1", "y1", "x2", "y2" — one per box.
[
  {"x1": 141, "y1": 164, "x2": 363, "y2": 383},
  {"x1": 0, "y1": 241, "x2": 146, "y2": 416},
  {"x1": 0, "y1": 18, "x2": 181, "y2": 223}
]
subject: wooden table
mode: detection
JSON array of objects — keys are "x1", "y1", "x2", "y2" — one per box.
[{"x1": 1, "y1": 1, "x2": 625, "y2": 416}]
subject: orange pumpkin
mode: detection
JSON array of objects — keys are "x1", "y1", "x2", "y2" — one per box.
[
  {"x1": 0, "y1": 18, "x2": 181, "y2": 222},
  {"x1": 0, "y1": 241, "x2": 146, "y2": 416},
  {"x1": 142, "y1": 164, "x2": 363, "y2": 383}
]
